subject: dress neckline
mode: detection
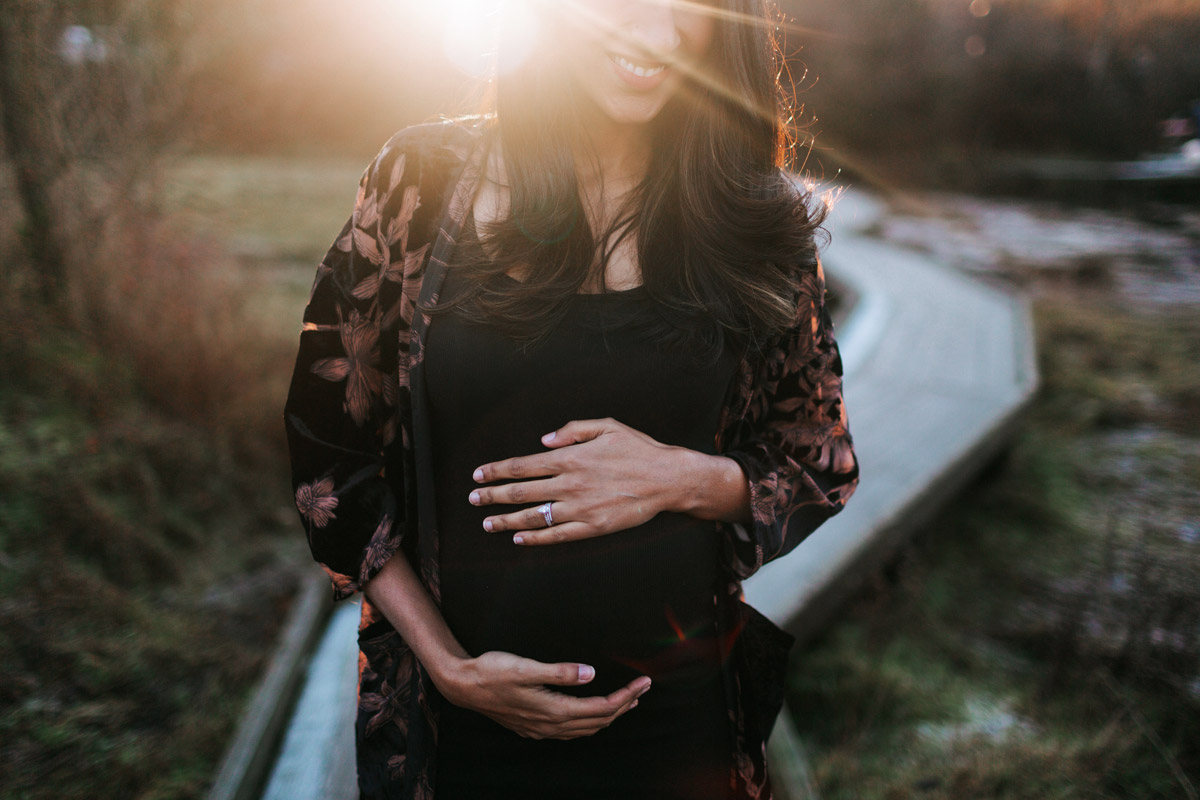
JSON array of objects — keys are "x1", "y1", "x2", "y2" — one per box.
[{"x1": 462, "y1": 209, "x2": 646, "y2": 299}]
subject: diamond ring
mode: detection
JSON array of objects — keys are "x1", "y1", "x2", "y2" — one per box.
[{"x1": 537, "y1": 502, "x2": 554, "y2": 527}]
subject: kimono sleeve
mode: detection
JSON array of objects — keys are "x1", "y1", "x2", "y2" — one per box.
[
  {"x1": 282, "y1": 150, "x2": 409, "y2": 601},
  {"x1": 717, "y1": 257, "x2": 860, "y2": 581}
]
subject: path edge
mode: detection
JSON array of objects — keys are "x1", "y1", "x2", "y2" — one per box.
[{"x1": 206, "y1": 569, "x2": 335, "y2": 800}]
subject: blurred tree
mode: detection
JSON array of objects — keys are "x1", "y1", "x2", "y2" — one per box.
[
  {"x1": 0, "y1": 0, "x2": 189, "y2": 318},
  {"x1": 0, "y1": 2, "x2": 73, "y2": 303}
]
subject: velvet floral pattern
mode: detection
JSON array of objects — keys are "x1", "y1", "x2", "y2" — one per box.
[{"x1": 283, "y1": 116, "x2": 859, "y2": 800}]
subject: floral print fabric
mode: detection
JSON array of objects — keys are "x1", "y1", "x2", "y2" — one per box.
[{"x1": 283, "y1": 116, "x2": 859, "y2": 800}]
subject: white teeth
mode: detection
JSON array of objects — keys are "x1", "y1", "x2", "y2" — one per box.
[{"x1": 611, "y1": 54, "x2": 666, "y2": 78}]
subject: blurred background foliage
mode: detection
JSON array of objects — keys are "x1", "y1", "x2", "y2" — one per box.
[
  {"x1": 786, "y1": 0, "x2": 1200, "y2": 166},
  {"x1": 0, "y1": 0, "x2": 1197, "y2": 798}
]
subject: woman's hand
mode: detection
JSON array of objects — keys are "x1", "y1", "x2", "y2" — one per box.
[
  {"x1": 443, "y1": 651, "x2": 652, "y2": 740},
  {"x1": 470, "y1": 417, "x2": 682, "y2": 544},
  {"x1": 361, "y1": 541, "x2": 651, "y2": 741},
  {"x1": 470, "y1": 417, "x2": 752, "y2": 544}
]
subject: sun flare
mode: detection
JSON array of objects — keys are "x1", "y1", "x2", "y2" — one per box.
[{"x1": 409, "y1": 0, "x2": 542, "y2": 78}]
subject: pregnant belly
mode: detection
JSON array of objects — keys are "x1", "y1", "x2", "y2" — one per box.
[{"x1": 439, "y1": 510, "x2": 724, "y2": 698}]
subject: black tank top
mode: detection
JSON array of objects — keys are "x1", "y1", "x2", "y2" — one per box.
[{"x1": 425, "y1": 234, "x2": 739, "y2": 798}]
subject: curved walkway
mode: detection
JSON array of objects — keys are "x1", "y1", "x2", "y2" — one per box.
[
  {"x1": 210, "y1": 188, "x2": 1039, "y2": 800},
  {"x1": 744, "y1": 189, "x2": 1039, "y2": 638},
  {"x1": 757, "y1": 190, "x2": 1038, "y2": 798}
]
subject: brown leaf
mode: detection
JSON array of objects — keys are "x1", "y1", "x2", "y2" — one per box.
[
  {"x1": 295, "y1": 476, "x2": 339, "y2": 527},
  {"x1": 352, "y1": 227, "x2": 384, "y2": 266},
  {"x1": 352, "y1": 271, "x2": 382, "y2": 300},
  {"x1": 386, "y1": 153, "x2": 406, "y2": 194},
  {"x1": 311, "y1": 356, "x2": 350, "y2": 381},
  {"x1": 354, "y1": 183, "x2": 381, "y2": 231}
]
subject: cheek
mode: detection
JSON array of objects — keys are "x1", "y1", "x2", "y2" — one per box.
[
  {"x1": 561, "y1": 29, "x2": 620, "y2": 103},
  {"x1": 679, "y1": 14, "x2": 716, "y2": 62}
]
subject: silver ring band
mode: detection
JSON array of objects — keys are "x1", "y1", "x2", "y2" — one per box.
[{"x1": 538, "y1": 502, "x2": 554, "y2": 527}]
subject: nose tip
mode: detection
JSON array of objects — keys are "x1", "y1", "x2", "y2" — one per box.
[
  {"x1": 629, "y1": 21, "x2": 682, "y2": 57},
  {"x1": 625, "y1": 2, "x2": 683, "y2": 57}
]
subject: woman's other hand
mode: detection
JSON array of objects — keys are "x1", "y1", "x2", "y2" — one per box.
[
  {"x1": 443, "y1": 651, "x2": 651, "y2": 740},
  {"x1": 470, "y1": 417, "x2": 750, "y2": 544}
]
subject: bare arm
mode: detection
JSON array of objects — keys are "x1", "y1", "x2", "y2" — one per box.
[
  {"x1": 362, "y1": 549, "x2": 472, "y2": 695},
  {"x1": 362, "y1": 552, "x2": 651, "y2": 740}
]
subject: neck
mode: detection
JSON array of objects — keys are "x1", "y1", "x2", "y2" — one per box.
[
  {"x1": 568, "y1": 108, "x2": 651, "y2": 290},
  {"x1": 570, "y1": 105, "x2": 652, "y2": 196}
]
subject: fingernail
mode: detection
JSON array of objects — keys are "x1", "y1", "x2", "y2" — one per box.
[
  {"x1": 513, "y1": 534, "x2": 524, "y2": 544},
  {"x1": 483, "y1": 519, "x2": 493, "y2": 532},
  {"x1": 630, "y1": 699, "x2": 639, "y2": 709},
  {"x1": 579, "y1": 664, "x2": 594, "y2": 682},
  {"x1": 473, "y1": 468, "x2": 484, "y2": 481},
  {"x1": 469, "y1": 491, "x2": 480, "y2": 505},
  {"x1": 542, "y1": 431, "x2": 556, "y2": 443},
  {"x1": 637, "y1": 679, "x2": 652, "y2": 695}
]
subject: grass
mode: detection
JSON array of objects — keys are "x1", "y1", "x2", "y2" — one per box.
[
  {"x1": 0, "y1": 312, "x2": 313, "y2": 799},
  {"x1": 159, "y1": 154, "x2": 366, "y2": 262},
  {"x1": 0, "y1": 152, "x2": 351, "y2": 798},
  {"x1": 786, "y1": 281, "x2": 1200, "y2": 797}
]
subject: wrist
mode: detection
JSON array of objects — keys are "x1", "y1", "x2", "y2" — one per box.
[
  {"x1": 667, "y1": 448, "x2": 748, "y2": 521},
  {"x1": 659, "y1": 445, "x2": 700, "y2": 516},
  {"x1": 428, "y1": 652, "x2": 473, "y2": 704}
]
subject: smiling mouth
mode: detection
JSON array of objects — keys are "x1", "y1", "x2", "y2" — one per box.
[{"x1": 608, "y1": 53, "x2": 668, "y2": 78}]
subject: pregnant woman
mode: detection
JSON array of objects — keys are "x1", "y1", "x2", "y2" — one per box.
[{"x1": 283, "y1": 1, "x2": 859, "y2": 798}]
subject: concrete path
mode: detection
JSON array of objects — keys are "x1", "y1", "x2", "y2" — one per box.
[
  {"x1": 256, "y1": 188, "x2": 1038, "y2": 800},
  {"x1": 260, "y1": 600, "x2": 360, "y2": 800},
  {"x1": 744, "y1": 189, "x2": 1039, "y2": 641}
]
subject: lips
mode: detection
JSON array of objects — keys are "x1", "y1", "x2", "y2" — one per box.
[{"x1": 607, "y1": 52, "x2": 671, "y2": 89}]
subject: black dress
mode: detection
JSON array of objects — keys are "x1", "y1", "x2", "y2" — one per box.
[{"x1": 425, "y1": 247, "x2": 740, "y2": 799}]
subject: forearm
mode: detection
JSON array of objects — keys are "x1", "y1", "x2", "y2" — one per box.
[
  {"x1": 362, "y1": 552, "x2": 471, "y2": 699},
  {"x1": 666, "y1": 447, "x2": 753, "y2": 524}
]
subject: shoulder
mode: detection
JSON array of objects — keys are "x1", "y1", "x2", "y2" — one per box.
[
  {"x1": 380, "y1": 115, "x2": 490, "y2": 162},
  {"x1": 362, "y1": 115, "x2": 492, "y2": 197}
]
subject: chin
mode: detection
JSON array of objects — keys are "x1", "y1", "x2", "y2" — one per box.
[{"x1": 598, "y1": 96, "x2": 671, "y2": 126}]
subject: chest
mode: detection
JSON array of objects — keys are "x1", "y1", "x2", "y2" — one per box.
[{"x1": 426, "y1": 271, "x2": 739, "y2": 457}]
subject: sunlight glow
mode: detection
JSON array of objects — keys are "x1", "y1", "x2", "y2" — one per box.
[{"x1": 411, "y1": 0, "x2": 541, "y2": 78}]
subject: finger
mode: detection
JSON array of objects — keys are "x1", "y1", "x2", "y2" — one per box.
[
  {"x1": 528, "y1": 691, "x2": 636, "y2": 730},
  {"x1": 560, "y1": 685, "x2": 646, "y2": 729},
  {"x1": 540, "y1": 675, "x2": 653, "y2": 720},
  {"x1": 469, "y1": 478, "x2": 557, "y2": 508},
  {"x1": 511, "y1": 521, "x2": 594, "y2": 546},
  {"x1": 515, "y1": 679, "x2": 651, "y2": 739},
  {"x1": 505, "y1": 681, "x2": 647, "y2": 738},
  {"x1": 570, "y1": 694, "x2": 644, "y2": 730},
  {"x1": 606, "y1": 675, "x2": 653, "y2": 708},
  {"x1": 485, "y1": 503, "x2": 568, "y2": 534},
  {"x1": 540, "y1": 714, "x2": 624, "y2": 743},
  {"x1": 474, "y1": 452, "x2": 558, "y2": 483},
  {"x1": 521, "y1": 660, "x2": 599, "y2": 687},
  {"x1": 540, "y1": 417, "x2": 618, "y2": 448}
]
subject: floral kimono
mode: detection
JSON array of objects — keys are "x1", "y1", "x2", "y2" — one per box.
[{"x1": 284, "y1": 116, "x2": 859, "y2": 800}]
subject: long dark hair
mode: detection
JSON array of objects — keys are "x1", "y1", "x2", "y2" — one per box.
[{"x1": 425, "y1": 0, "x2": 826, "y2": 365}]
